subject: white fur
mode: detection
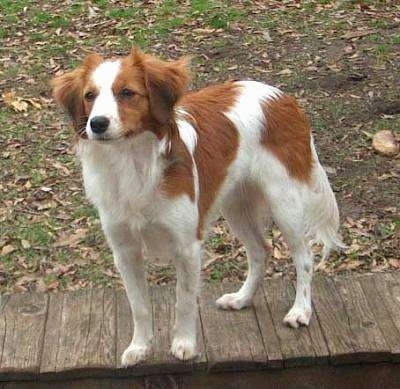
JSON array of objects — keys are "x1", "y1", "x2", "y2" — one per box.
[
  {"x1": 86, "y1": 60, "x2": 122, "y2": 139},
  {"x1": 77, "y1": 77, "x2": 342, "y2": 364}
]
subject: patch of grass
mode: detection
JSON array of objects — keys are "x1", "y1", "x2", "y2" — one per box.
[
  {"x1": 391, "y1": 35, "x2": 400, "y2": 44},
  {"x1": 369, "y1": 33, "x2": 382, "y2": 43},
  {"x1": 18, "y1": 223, "x2": 55, "y2": 248},
  {"x1": 375, "y1": 44, "x2": 391, "y2": 57},
  {"x1": 369, "y1": 19, "x2": 387, "y2": 29},
  {"x1": 106, "y1": 7, "x2": 138, "y2": 19}
]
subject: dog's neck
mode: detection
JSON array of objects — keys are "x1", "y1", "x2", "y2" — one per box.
[{"x1": 76, "y1": 131, "x2": 168, "y2": 220}]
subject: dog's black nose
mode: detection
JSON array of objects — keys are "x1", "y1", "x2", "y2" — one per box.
[{"x1": 90, "y1": 116, "x2": 110, "y2": 134}]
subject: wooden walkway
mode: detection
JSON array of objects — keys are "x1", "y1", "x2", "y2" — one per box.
[{"x1": 0, "y1": 273, "x2": 399, "y2": 388}]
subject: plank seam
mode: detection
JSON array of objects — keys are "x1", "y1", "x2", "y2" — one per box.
[
  {"x1": 37, "y1": 294, "x2": 50, "y2": 375},
  {"x1": 0, "y1": 295, "x2": 10, "y2": 369},
  {"x1": 330, "y1": 278, "x2": 357, "y2": 355},
  {"x1": 197, "y1": 305, "x2": 208, "y2": 367},
  {"x1": 289, "y1": 281, "x2": 317, "y2": 360},
  {"x1": 54, "y1": 293, "x2": 65, "y2": 372},
  {"x1": 256, "y1": 285, "x2": 283, "y2": 366},
  {"x1": 84, "y1": 289, "x2": 95, "y2": 367},
  {"x1": 312, "y1": 297, "x2": 333, "y2": 364},
  {"x1": 113, "y1": 290, "x2": 118, "y2": 369}
]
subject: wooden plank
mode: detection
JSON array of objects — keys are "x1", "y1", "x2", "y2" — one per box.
[
  {"x1": 83, "y1": 288, "x2": 116, "y2": 370},
  {"x1": 359, "y1": 274, "x2": 400, "y2": 361},
  {"x1": 199, "y1": 282, "x2": 267, "y2": 371},
  {"x1": 0, "y1": 377, "x2": 145, "y2": 389},
  {"x1": 262, "y1": 277, "x2": 318, "y2": 367},
  {"x1": 0, "y1": 292, "x2": 48, "y2": 379},
  {"x1": 376, "y1": 272, "x2": 400, "y2": 338},
  {"x1": 0, "y1": 295, "x2": 10, "y2": 372},
  {"x1": 252, "y1": 287, "x2": 283, "y2": 368},
  {"x1": 40, "y1": 292, "x2": 64, "y2": 375},
  {"x1": 290, "y1": 280, "x2": 329, "y2": 364},
  {"x1": 313, "y1": 276, "x2": 356, "y2": 364},
  {"x1": 55, "y1": 289, "x2": 92, "y2": 372},
  {"x1": 47, "y1": 288, "x2": 116, "y2": 377},
  {"x1": 335, "y1": 276, "x2": 391, "y2": 363}
]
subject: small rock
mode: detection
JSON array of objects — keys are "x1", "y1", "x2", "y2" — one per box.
[{"x1": 372, "y1": 130, "x2": 399, "y2": 156}]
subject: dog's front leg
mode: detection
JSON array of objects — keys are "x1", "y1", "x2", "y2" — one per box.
[
  {"x1": 171, "y1": 243, "x2": 201, "y2": 361},
  {"x1": 103, "y1": 222, "x2": 153, "y2": 366}
]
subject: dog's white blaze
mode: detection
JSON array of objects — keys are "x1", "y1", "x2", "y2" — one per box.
[{"x1": 86, "y1": 60, "x2": 122, "y2": 138}]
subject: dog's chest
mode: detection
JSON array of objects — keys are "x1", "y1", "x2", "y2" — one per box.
[{"x1": 79, "y1": 142, "x2": 163, "y2": 225}]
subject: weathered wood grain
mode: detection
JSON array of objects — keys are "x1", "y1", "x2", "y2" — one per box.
[
  {"x1": 262, "y1": 278, "x2": 318, "y2": 367},
  {"x1": 0, "y1": 293, "x2": 48, "y2": 379},
  {"x1": 290, "y1": 280, "x2": 329, "y2": 364},
  {"x1": 0, "y1": 295, "x2": 10, "y2": 373},
  {"x1": 375, "y1": 272, "x2": 400, "y2": 338},
  {"x1": 40, "y1": 292, "x2": 64, "y2": 375},
  {"x1": 83, "y1": 288, "x2": 116, "y2": 370},
  {"x1": 252, "y1": 287, "x2": 283, "y2": 368},
  {"x1": 359, "y1": 274, "x2": 400, "y2": 361},
  {"x1": 335, "y1": 276, "x2": 390, "y2": 363},
  {"x1": 1, "y1": 274, "x2": 400, "y2": 382},
  {"x1": 42, "y1": 288, "x2": 116, "y2": 378},
  {"x1": 312, "y1": 276, "x2": 356, "y2": 364},
  {"x1": 199, "y1": 282, "x2": 267, "y2": 371},
  {"x1": 55, "y1": 289, "x2": 92, "y2": 371}
]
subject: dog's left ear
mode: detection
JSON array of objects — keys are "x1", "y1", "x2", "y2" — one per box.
[{"x1": 132, "y1": 49, "x2": 191, "y2": 125}]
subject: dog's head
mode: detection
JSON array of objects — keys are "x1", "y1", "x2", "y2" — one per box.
[{"x1": 51, "y1": 49, "x2": 190, "y2": 141}]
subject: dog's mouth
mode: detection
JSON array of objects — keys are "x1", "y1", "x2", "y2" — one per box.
[{"x1": 90, "y1": 134, "x2": 124, "y2": 143}]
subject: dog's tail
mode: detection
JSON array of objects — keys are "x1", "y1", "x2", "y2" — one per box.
[{"x1": 305, "y1": 140, "x2": 345, "y2": 261}]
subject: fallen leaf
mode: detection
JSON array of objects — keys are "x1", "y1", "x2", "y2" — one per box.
[
  {"x1": 54, "y1": 228, "x2": 88, "y2": 248},
  {"x1": 1, "y1": 245, "x2": 15, "y2": 256},
  {"x1": 276, "y1": 68, "x2": 292, "y2": 75},
  {"x1": 2, "y1": 90, "x2": 29, "y2": 112},
  {"x1": 341, "y1": 28, "x2": 377, "y2": 40}
]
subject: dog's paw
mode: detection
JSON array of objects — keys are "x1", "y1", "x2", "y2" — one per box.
[
  {"x1": 283, "y1": 306, "x2": 312, "y2": 328},
  {"x1": 121, "y1": 342, "x2": 151, "y2": 366},
  {"x1": 216, "y1": 292, "x2": 251, "y2": 310},
  {"x1": 170, "y1": 337, "x2": 197, "y2": 361}
]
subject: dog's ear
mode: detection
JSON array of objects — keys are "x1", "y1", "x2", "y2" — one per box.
[
  {"x1": 52, "y1": 68, "x2": 85, "y2": 131},
  {"x1": 132, "y1": 48, "x2": 191, "y2": 125},
  {"x1": 51, "y1": 54, "x2": 103, "y2": 132}
]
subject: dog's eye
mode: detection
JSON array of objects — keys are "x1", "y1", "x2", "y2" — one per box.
[
  {"x1": 120, "y1": 88, "x2": 135, "y2": 98},
  {"x1": 84, "y1": 91, "x2": 96, "y2": 101}
]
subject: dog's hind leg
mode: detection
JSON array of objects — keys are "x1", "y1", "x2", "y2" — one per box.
[
  {"x1": 263, "y1": 179, "x2": 314, "y2": 328},
  {"x1": 216, "y1": 182, "x2": 271, "y2": 310}
]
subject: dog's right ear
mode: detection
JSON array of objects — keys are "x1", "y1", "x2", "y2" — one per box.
[
  {"x1": 51, "y1": 54, "x2": 103, "y2": 132},
  {"x1": 52, "y1": 68, "x2": 85, "y2": 131}
]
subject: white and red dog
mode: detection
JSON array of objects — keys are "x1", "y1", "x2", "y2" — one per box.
[{"x1": 52, "y1": 49, "x2": 342, "y2": 365}]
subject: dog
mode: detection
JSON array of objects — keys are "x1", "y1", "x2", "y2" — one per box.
[{"x1": 52, "y1": 48, "x2": 343, "y2": 365}]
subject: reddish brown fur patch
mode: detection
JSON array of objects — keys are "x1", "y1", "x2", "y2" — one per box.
[
  {"x1": 179, "y1": 82, "x2": 240, "y2": 238},
  {"x1": 111, "y1": 49, "x2": 191, "y2": 140},
  {"x1": 262, "y1": 95, "x2": 313, "y2": 182},
  {"x1": 52, "y1": 54, "x2": 103, "y2": 135},
  {"x1": 161, "y1": 128, "x2": 195, "y2": 203}
]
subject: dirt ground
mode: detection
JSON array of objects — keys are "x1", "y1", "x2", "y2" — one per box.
[{"x1": 0, "y1": 1, "x2": 399, "y2": 292}]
